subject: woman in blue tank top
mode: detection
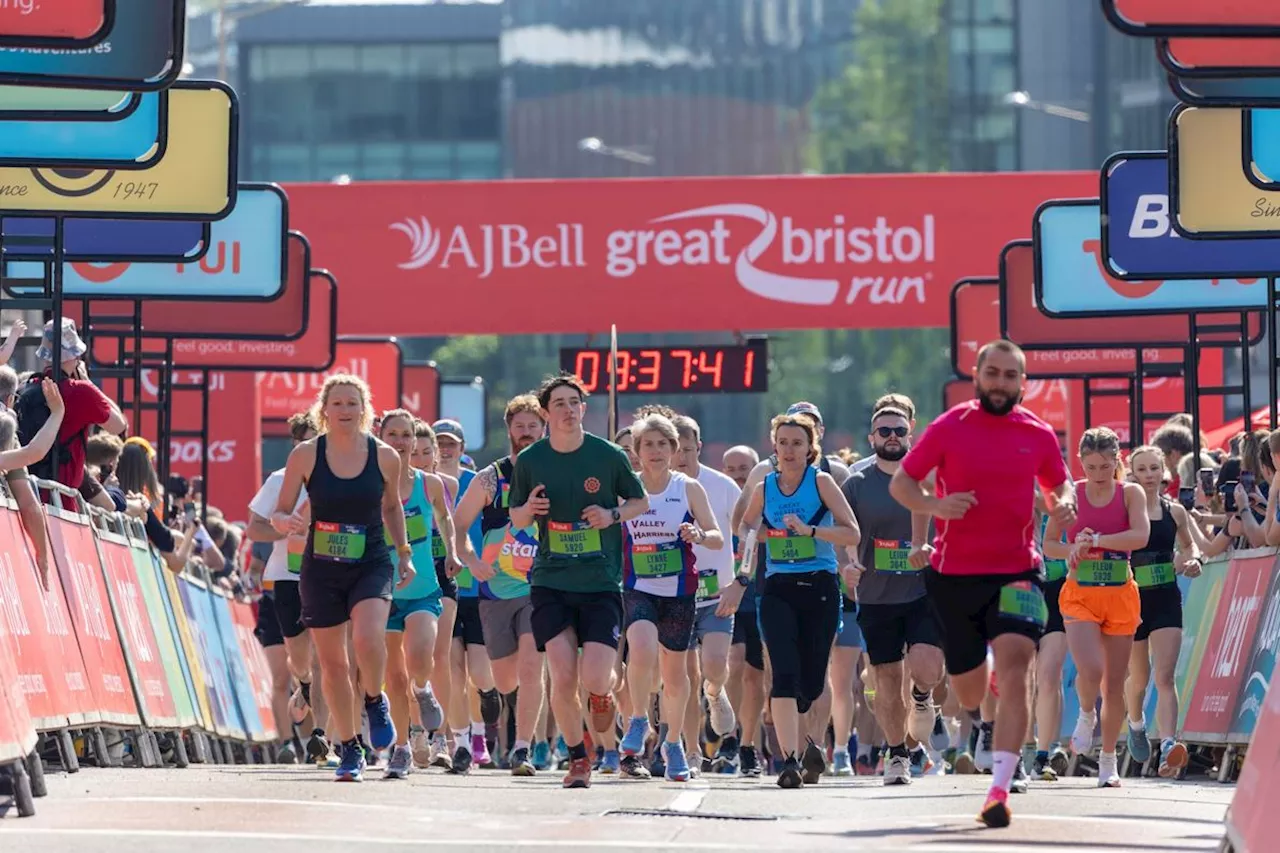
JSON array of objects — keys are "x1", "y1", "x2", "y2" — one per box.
[
  {"x1": 272, "y1": 375, "x2": 416, "y2": 783},
  {"x1": 740, "y1": 412, "x2": 859, "y2": 790}
]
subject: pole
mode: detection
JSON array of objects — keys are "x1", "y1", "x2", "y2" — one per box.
[{"x1": 608, "y1": 324, "x2": 618, "y2": 439}]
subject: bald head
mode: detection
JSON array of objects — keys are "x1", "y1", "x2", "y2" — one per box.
[{"x1": 722, "y1": 445, "x2": 759, "y2": 487}]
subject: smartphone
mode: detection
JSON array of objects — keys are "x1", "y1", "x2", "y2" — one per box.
[
  {"x1": 1198, "y1": 468, "x2": 1215, "y2": 494},
  {"x1": 183, "y1": 501, "x2": 196, "y2": 523},
  {"x1": 1221, "y1": 482, "x2": 1238, "y2": 514},
  {"x1": 1241, "y1": 470, "x2": 1256, "y2": 493},
  {"x1": 1178, "y1": 487, "x2": 1196, "y2": 510}
]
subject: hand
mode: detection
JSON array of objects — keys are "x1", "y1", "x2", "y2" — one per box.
[
  {"x1": 1074, "y1": 528, "x2": 1096, "y2": 546},
  {"x1": 933, "y1": 492, "x2": 977, "y2": 520},
  {"x1": 841, "y1": 561, "x2": 864, "y2": 592},
  {"x1": 581, "y1": 504, "x2": 613, "y2": 530},
  {"x1": 244, "y1": 568, "x2": 263, "y2": 595},
  {"x1": 396, "y1": 557, "x2": 417, "y2": 592},
  {"x1": 41, "y1": 377, "x2": 64, "y2": 416},
  {"x1": 444, "y1": 556, "x2": 464, "y2": 579},
  {"x1": 782, "y1": 514, "x2": 812, "y2": 536},
  {"x1": 1235, "y1": 483, "x2": 1250, "y2": 515},
  {"x1": 908, "y1": 544, "x2": 933, "y2": 571},
  {"x1": 466, "y1": 551, "x2": 495, "y2": 582},
  {"x1": 1050, "y1": 498, "x2": 1077, "y2": 530},
  {"x1": 522, "y1": 484, "x2": 550, "y2": 517},
  {"x1": 1180, "y1": 557, "x2": 1202, "y2": 579},
  {"x1": 715, "y1": 581, "x2": 746, "y2": 618},
  {"x1": 1, "y1": 317, "x2": 25, "y2": 356},
  {"x1": 272, "y1": 512, "x2": 308, "y2": 536},
  {"x1": 36, "y1": 553, "x2": 50, "y2": 592},
  {"x1": 679, "y1": 522, "x2": 703, "y2": 544},
  {"x1": 1068, "y1": 539, "x2": 1092, "y2": 569}
]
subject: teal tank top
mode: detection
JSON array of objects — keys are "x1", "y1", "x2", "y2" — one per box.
[
  {"x1": 762, "y1": 466, "x2": 837, "y2": 576},
  {"x1": 391, "y1": 470, "x2": 442, "y2": 601}
]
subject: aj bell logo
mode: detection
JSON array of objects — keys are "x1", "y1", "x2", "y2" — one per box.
[{"x1": 390, "y1": 206, "x2": 935, "y2": 307}]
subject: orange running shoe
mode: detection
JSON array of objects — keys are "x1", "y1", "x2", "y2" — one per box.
[
  {"x1": 588, "y1": 693, "x2": 617, "y2": 734},
  {"x1": 563, "y1": 757, "x2": 592, "y2": 789},
  {"x1": 977, "y1": 787, "x2": 1011, "y2": 829}
]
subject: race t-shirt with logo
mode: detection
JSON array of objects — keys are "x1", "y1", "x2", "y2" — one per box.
[
  {"x1": 478, "y1": 458, "x2": 538, "y2": 600},
  {"x1": 624, "y1": 471, "x2": 698, "y2": 598},
  {"x1": 694, "y1": 465, "x2": 741, "y2": 608},
  {"x1": 248, "y1": 469, "x2": 308, "y2": 583},
  {"x1": 843, "y1": 464, "x2": 927, "y2": 606},
  {"x1": 509, "y1": 433, "x2": 646, "y2": 594},
  {"x1": 454, "y1": 467, "x2": 484, "y2": 598},
  {"x1": 389, "y1": 469, "x2": 442, "y2": 601}
]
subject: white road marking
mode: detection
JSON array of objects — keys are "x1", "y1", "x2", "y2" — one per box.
[
  {"x1": 74, "y1": 795, "x2": 411, "y2": 812},
  {"x1": 666, "y1": 782, "x2": 710, "y2": 813}
]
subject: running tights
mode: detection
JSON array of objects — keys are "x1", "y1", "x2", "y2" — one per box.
[{"x1": 758, "y1": 570, "x2": 841, "y2": 714}]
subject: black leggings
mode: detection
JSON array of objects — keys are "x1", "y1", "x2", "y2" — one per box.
[{"x1": 759, "y1": 570, "x2": 841, "y2": 714}]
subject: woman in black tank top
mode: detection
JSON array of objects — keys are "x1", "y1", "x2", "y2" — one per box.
[
  {"x1": 272, "y1": 374, "x2": 416, "y2": 782},
  {"x1": 1125, "y1": 446, "x2": 1203, "y2": 780}
]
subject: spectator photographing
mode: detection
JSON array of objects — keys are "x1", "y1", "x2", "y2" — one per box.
[
  {"x1": 0, "y1": 363, "x2": 52, "y2": 588},
  {"x1": 116, "y1": 441, "x2": 219, "y2": 573},
  {"x1": 0, "y1": 380, "x2": 64, "y2": 589}
]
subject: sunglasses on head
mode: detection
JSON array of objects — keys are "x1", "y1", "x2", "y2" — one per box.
[{"x1": 875, "y1": 426, "x2": 909, "y2": 438}]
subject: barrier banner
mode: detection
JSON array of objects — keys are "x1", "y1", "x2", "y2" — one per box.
[
  {"x1": 93, "y1": 518, "x2": 179, "y2": 728},
  {"x1": 159, "y1": 568, "x2": 215, "y2": 732},
  {"x1": 1176, "y1": 557, "x2": 1230, "y2": 732},
  {"x1": 213, "y1": 592, "x2": 272, "y2": 742},
  {"x1": 0, "y1": 603, "x2": 36, "y2": 764},
  {"x1": 1229, "y1": 559, "x2": 1280, "y2": 741},
  {"x1": 206, "y1": 589, "x2": 258, "y2": 740},
  {"x1": 228, "y1": 600, "x2": 278, "y2": 743},
  {"x1": 1182, "y1": 551, "x2": 1272, "y2": 743},
  {"x1": 1225, "y1": 652, "x2": 1280, "y2": 853},
  {"x1": 0, "y1": 493, "x2": 96, "y2": 729},
  {"x1": 44, "y1": 496, "x2": 139, "y2": 726},
  {"x1": 176, "y1": 575, "x2": 241, "y2": 739}
]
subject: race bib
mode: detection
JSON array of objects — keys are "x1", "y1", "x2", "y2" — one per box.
[
  {"x1": 631, "y1": 541, "x2": 684, "y2": 578},
  {"x1": 766, "y1": 529, "x2": 816, "y2": 564},
  {"x1": 873, "y1": 538, "x2": 916, "y2": 574},
  {"x1": 998, "y1": 581, "x2": 1048, "y2": 627},
  {"x1": 1044, "y1": 559, "x2": 1068, "y2": 583},
  {"x1": 697, "y1": 569, "x2": 720, "y2": 600},
  {"x1": 431, "y1": 531, "x2": 446, "y2": 560},
  {"x1": 548, "y1": 521, "x2": 602, "y2": 557},
  {"x1": 499, "y1": 480, "x2": 511, "y2": 509},
  {"x1": 286, "y1": 534, "x2": 305, "y2": 574},
  {"x1": 1075, "y1": 550, "x2": 1130, "y2": 587},
  {"x1": 313, "y1": 522, "x2": 367, "y2": 564},
  {"x1": 1134, "y1": 561, "x2": 1176, "y2": 589},
  {"x1": 386, "y1": 506, "x2": 430, "y2": 547}
]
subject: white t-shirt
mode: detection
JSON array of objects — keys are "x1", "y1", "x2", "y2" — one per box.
[
  {"x1": 695, "y1": 464, "x2": 741, "y2": 607},
  {"x1": 248, "y1": 469, "x2": 308, "y2": 583}
]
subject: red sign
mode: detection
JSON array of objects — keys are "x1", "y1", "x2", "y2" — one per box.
[
  {"x1": 259, "y1": 338, "x2": 403, "y2": 423},
  {"x1": 0, "y1": 0, "x2": 106, "y2": 41},
  {"x1": 402, "y1": 362, "x2": 440, "y2": 421},
  {"x1": 1228, "y1": 623, "x2": 1280, "y2": 853},
  {"x1": 169, "y1": 372, "x2": 262, "y2": 524},
  {"x1": 1182, "y1": 553, "x2": 1274, "y2": 741},
  {"x1": 1001, "y1": 242, "x2": 1261, "y2": 347},
  {"x1": 95, "y1": 532, "x2": 179, "y2": 727},
  {"x1": 0, "y1": 608, "x2": 36, "y2": 764},
  {"x1": 1164, "y1": 37, "x2": 1280, "y2": 72},
  {"x1": 1107, "y1": 0, "x2": 1280, "y2": 32},
  {"x1": 228, "y1": 599, "x2": 279, "y2": 742},
  {"x1": 283, "y1": 172, "x2": 1096, "y2": 335}
]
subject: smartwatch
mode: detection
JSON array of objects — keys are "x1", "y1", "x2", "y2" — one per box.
[
  {"x1": 733, "y1": 574, "x2": 750, "y2": 588},
  {"x1": 610, "y1": 507, "x2": 621, "y2": 524}
]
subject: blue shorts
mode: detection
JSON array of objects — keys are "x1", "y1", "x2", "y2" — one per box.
[
  {"x1": 835, "y1": 606, "x2": 864, "y2": 649},
  {"x1": 387, "y1": 593, "x2": 444, "y2": 632},
  {"x1": 694, "y1": 604, "x2": 734, "y2": 642}
]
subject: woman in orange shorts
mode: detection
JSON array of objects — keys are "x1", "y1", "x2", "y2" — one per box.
[{"x1": 1043, "y1": 427, "x2": 1149, "y2": 789}]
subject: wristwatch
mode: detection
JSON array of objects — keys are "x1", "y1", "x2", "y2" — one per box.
[
  {"x1": 610, "y1": 507, "x2": 621, "y2": 524},
  {"x1": 733, "y1": 574, "x2": 750, "y2": 588}
]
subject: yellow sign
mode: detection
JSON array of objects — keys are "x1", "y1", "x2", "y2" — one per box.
[
  {"x1": 1173, "y1": 106, "x2": 1280, "y2": 236},
  {"x1": 0, "y1": 81, "x2": 236, "y2": 218}
]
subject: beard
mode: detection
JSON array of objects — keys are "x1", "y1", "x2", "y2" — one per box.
[
  {"x1": 874, "y1": 443, "x2": 908, "y2": 462},
  {"x1": 511, "y1": 434, "x2": 537, "y2": 452},
  {"x1": 977, "y1": 386, "x2": 1020, "y2": 416}
]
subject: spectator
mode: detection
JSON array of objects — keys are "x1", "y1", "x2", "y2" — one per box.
[
  {"x1": 1152, "y1": 422, "x2": 1217, "y2": 498},
  {"x1": 0, "y1": 317, "x2": 26, "y2": 367},
  {"x1": 85, "y1": 432, "x2": 124, "y2": 484},
  {"x1": 0, "y1": 364, "x2": 51, "y2": 587},
  {"x1": 0, "y1": 381, "x2": 63, "y2": 589},
  {"x1": 206, "y1": 514, "x2": 243, "y2": 579},
  {"x1": 117, "y1": 442, "x2": 222, "y2": 573}
]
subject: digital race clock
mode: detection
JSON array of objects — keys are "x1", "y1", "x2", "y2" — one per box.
[{"x1": 559, "y1": 340, "x2": 768, "y2": 394}]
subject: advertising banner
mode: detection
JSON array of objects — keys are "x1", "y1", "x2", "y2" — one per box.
[
  {"x1": 1104, "y1": 0, "x2": 1280, "y2": 35},
  {"x1": 2, "y1": 216, "x2": 208, "y2": 263},
  {"x1": 1035, "y1": 200, "x2": 1266, "y2": 315},
  {"x1": 0, "y1": 86, "x2": 135, "y2": 116},
  {"x1": 1182, "y1": 552, "x2": 1272, "y2": 742},
  {"x1": 158, "y1": 568, "x2": 214, "y2": 731},
  {"x1": 1163, "y1": 37, "x2": 1280, "y2": 76},
  {"x1": 0, "y1": 91, "x2": 162, "y2": 168},
  {"x1": 228, "y1": 599, "x2": 278, "y2": 743},
  {"x1": 0, "y1": 81, "x2": 236, "y2": 218},
  {"x1": 260, "y1": 337, "x2": 403, "y2": 423},
  {"x1": 1171, "y1": 107, "x2": 1280, "y2": 236},
  {"x1": 175, "y1": 576, "x2": 236, "y2": 737},
  {"x1": 402, "y1": 362, "x2": 440, "y2": 422},
  {"x1": 1176, "y1": 557, "x2": 1228, "y2": 734},
  {"x1": 0, "y1": 605, "x2": 36, "y2": 764},
  {"x1": 1247, "y1": 110, "x2": 1280, "y2": 188},
  {"x1": 169, "y1": 372, "x2": 262, "y2": 526},
  {"x1": 209, "y1": 591, "x2": 266, "y2": 741},
  {"x1": 0, "y1": 0, "x2": 181, "y2": 90},
  {"x1": 9, "y1": 184, "x2": 284, "y2": 297},
  {"x1": 1101, "y1": 154, "x2": 1280, "y2": 280},
  {"x1": 1226, "y1": 637, "x2": 1280, "y2": 853},
  {"x1": 284, "y1": 171, "x2": 1095, "y2": 335},
  {"x1": 0, "y1": 0, "x2": 108, "y2": 46},
  {"x1": 1228, "y1": 556, "x2": 1280, "y2": 741}
]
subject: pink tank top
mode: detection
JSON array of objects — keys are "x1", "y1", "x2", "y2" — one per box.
[{"x1": 1067, "y1": 480, "x2": 1131, "y2": 585}]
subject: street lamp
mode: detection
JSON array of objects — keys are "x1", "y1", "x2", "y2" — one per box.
[
  {"x1": 576, "y1": 136, "x2": 655, "y2": 166},
  {"x1": 1003, "y1": 90, "x2": 1091, "y2": 123}
]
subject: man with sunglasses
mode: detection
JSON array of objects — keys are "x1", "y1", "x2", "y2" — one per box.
[{"x1": 842, "y1": 404, "x2": 945, "y2": 785}]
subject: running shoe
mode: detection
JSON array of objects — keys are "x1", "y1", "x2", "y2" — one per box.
[
  {"x1": 472, "y1": 733, "x2": 494, "y2": 769},
  {"x1": 711, "y1": 738, "x2": 740, "y2": 775},
  {"x1": 510, "y1": 747, "x2": 536, "y2": 777},
  {"x1": 923, "y1": 747, "x2": 948, "y2": 776},
  {"x1": 335, "y1": 741, "x2": 365, "y2": 782},
  {"x1": 909, "y1": 748, "x2": 932, "y2": 778},
  {"x1": 1048, "y1": 747, "x2": 1070, "y2": 777},
  {"x1": 384, "y1": 744, "x2": 413, "y2": 779},
  {"x1": 1127, "y1": 723, "x2": 1151, "y2": 764},
  {"x1": 1032, "y1": 752, "x2": 1057, "y2": 781},
  {"x1": 414, "y1": 684, "x2": 445, "y2": 733},
  {"x1": 975, "y1": 723, "x2": 994, "y2": 773},
  {"x1": 620, "y1": 754, "x2": 652, "y2": 778},
  {"x1": 855, "y1": 754, "x2": 878, "y2": 776},
  {"x1": 1010, "y1": 758, "x2": 1029, "y2": 794},
  {"x1": 276, "y1": 743, "x2": 298, "y2": 765},
  {"x1": 359, "y1": 736, "x2": 378, "y2": 768},
  {"x1": 599, "y1": 749, "x2": 621, "y2": 775},
  {"x1": 449, "y1": 745, "x2": 473, "y2": 775},
  {"x1": 977, "y1": 788, "x2": 1011, "y2": 828},
  {"x1": 953, "y1": 751, "x2": 977, "y2": 775},
  {"x1": 800, "y1": 740, "x2": 826, "y2": 785},
  {"x1": 1097, "y1": 752, "x2": 1122, "y2": 788},
  {"x1": 410, "y1": 727, "x2": 433, "y2": 769},
  {"x1": 289, "y1": 687, "x2": 311, "y2": 725},
  {"x1": 563, "y1": 757, "x2": 592, "y2": 788},
  {"x1": 306, "y1": 729, "x2": 332, "y2": 765},
  {"x1": 777, "y1": 754, "x2": 804, "y2": 789},
  {"x1": 831, "y1": 751, "x2": 853, "y2": 776},
  {"x1": 884, "y1": 754, "x2": 912, "y2": 785},
  {"x1": 664, "y1": 741, "x2": 691, "y2": 782},
  {"x1": 479, "y1": 688, "x2": 502, "y2": 726},
  {"x1": 620, "y1": 716, "x2": 649, "y2": 757},
  {"x1": 588, "y1": 693, "x2": 617, "y2": 735},
  {"x1": 707, "y1": 688, "x2": 736, "y2": 737},
  {"x1": 1158, "y1": 739, "x2": 1189, "y2": 779},
  {"x1": 739, "y1": 745, "x2": 762, "y2": 778},
  {"x1": 1071, "y1": 710, "x2": 1097, "y2": 756},
  {"x1": 364, "y1": 692, "x2": 396, "y2": 751},
  {"x1": 430, "y1": 734, "x2": 452, "y2": 769},
  {"x1": 930, "y1": 713, "x2": 951, "y2": 753},
  {"x1": 554, "y1": 736, "x2": 569, "y2": 765},
  {"x1": 908, "y1": 694, "x2": 936, "y2": 745},
  {"x1": 532, "y1": 740, "x2": 552, "y2": 771}
]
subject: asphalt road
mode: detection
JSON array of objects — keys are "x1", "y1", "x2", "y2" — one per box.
[{"x1": 1, "y1": 762, "x2": 1234, "y2": 852}]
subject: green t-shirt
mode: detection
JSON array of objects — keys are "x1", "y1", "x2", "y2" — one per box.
[{"x1": 509, "y1": 433, "x2": 645, "y2": 593}]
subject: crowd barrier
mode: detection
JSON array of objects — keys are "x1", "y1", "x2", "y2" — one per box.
[{"x1": 0, "y1": 477, "x2": 278, "y2": 815}]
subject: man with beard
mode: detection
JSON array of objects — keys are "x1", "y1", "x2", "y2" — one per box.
[
  {"x1": 890, "y1": 341, "x2": 1075, "y2": 829},
  {"x1": 454, "y1": 395, "x2": 548, "y2": 775},
  {"x1": 842, "y1": 402, "x2": 945, "y2": 784}
]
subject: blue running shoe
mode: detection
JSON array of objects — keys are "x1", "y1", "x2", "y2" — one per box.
[
  {"x1": 620, "y1": 716, "x2": 649, "y2": 757},
  {"x1": 832, "y1": 751, "x2": 853, "y2": 776},
  {"x1": 1127, "y1": 723, "x2": 1151, "y2": 764},
  {"x1": 365, "y1": 692, "x2": 396, "y2": 751},
  {"x1": 664, "y1": 741, "x2": 691, "y2": 782},
  {"x1": 600, "y1": 749, "x2": 621, "y2": 774},
  {"x1": 335, "y1": 740, "x2": 365, "y2": 782},
  {"x1": 532, "y1": 740, "x2": 552, "y2": 771},
  {"x1": 554, "y1": 735, "x2": 569, "y2": 764}
]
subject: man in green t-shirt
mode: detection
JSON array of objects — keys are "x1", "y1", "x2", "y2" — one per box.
[{"x1": 509, "y1": 373, "x2": 647, "y2": 789}]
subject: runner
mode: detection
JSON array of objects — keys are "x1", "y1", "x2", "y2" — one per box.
[
  {"x1": 617, "y1": 413, "x2": 724, "y2": 782},
  {"x1": 843, "y1": 401, "x2": 945, "y2": 785},
  {"x1": 378, "y1": 409, "x2": 458, "y2": 779},
  {"x1": 852, "y1": 394, "x2": 918, "y2": 474},
  {"x1": 508, "y1": 373, "x2": 648, "y2": 788},
  {"x1": 1043, "y1": 427, "x2": 1148, "y2": 789},
  {"x1": 1124, "y1": 445, "x2": 1199, "y2": 779},
  {"x1": 890, "y1": 340, "x2": 1076, "y2": 828},
  {"x1": 1031, "y1": 490, "x2": 1070, "y2": 781},
  {"x1": 453, "y1": 394, "x2": 548, "y2": 776},
  {"x1": 614, "y1": 426, "x2": 640, "y2": 471},
  {"x1": 721, "y1": 445, "x2": 765, "y2": 777},
  {"x1": 739, "y1": 412, "x2": 859, "y2": 789},
  {"x1": 413, "y1": 421, "x2": 456, "y2": 769},
  {"x1": 722, "y1": 446, "x2": 758, "y2": 490},
  {"x1": 271, "y1": 374, "x2": 415, "y2": 782}
]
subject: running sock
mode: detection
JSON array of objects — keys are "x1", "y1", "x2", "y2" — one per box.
[
  {"x1": 832, "y1": 745, "x2": 848, "y2": 758},
  {"x1": 479, "y1": 688, "x2": 502, "y2": 725},
  {"x1": 452, "y1": 726, "x2": 471, "y2": 753},
  {"x1": 567, "y1": 741, "x2": 589, "y2": 761},
  {"x1": 1130, "y1": 713, "x2": 1146, "y2": 729},
  {"x1": 299, "y1": 681, "x2": 312, "y2": 706},
  {"x1": 991, "y1": 751, "x2": 1020, "y2": 793},
  {"x1": 889, "y1": 742, "x2": 910, "y2": 759},
  {"x1": 471, "y1": 719, "x2": 486, "y2": 738},
  {"x1": 514, "y1": 739, "x2": 531, "y2": 753},
  {"x1": 364, "y1": 693, "x2": 381, "y2": 705},
  {"x1": 856, "y1": 742, "x2": 871, "y2": 761},
  {"x1": 1036, "y1": 749, "x2": 1049, "y2": 762},
  {"x1": 965, "y1": 707, "x2": 983, "y2": 724},
  {"x1": 911, "y1": 686, "x2": 931, "y2": 704}
]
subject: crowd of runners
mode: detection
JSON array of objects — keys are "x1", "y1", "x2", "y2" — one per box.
[{"x1": 244, "y1": 338, "x2": 1220, "y2": 829}]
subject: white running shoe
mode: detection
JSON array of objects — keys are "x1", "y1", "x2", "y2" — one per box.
[
  {"x1": 707, "y1": 686, "x2": 737, "y2": 737},
  {"x1": 908, "y1": 697, "x2": 936, "y2": 745},
  {"x1": 1072, "y1": 711, "x2": 1097, "y2": 755},
  {"x1": 883, "y1": 754, "x2": 913, "y2": 785},
  {"x1": 1097, "y1": 752, "x2": 1121, "y2": 788},
  {"x1": 975, "y1": 724, "x2": 994, "y2": 772}
]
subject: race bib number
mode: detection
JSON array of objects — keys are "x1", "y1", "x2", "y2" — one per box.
[
  {"x1": 873, "y1": 538, "x2": 916, "y2": 573},
  {"x1": 548, "y1": 521, "x2": 602, "y2": 557},
  {"x1": 386, "y1": 506, "x2": 430, "y2": 547},
  {"x1": 697, "y1": 569, "x2": 720, "y2": 600},
  {"x1": 313, "y1": 522, "x2": 367, "y2": 564},
  {"x1": 431, "y1": 531, "x2": 446, "y2": 560},
  {"x1": 1075, "y1": 550, "x2": 1130, "y2": 587},
  {"x1": 999, "y1": 581, "x2": 1048, "y2": 627},
  {"x1": 631, "y1": 541, "x2": 684, "y2": 578},
  {"x1": 766, "y1": 529, "x2": 816, "y2": 564},
  {"x1": 1044, "y1": 559, "x2": 1068, "y2": 583},
  {"x1": 286, "y1": 534, "x2": 305, "y2": 575},
  {"x1": 1134, "y1": 561, "x2": 1176, "y2": 589}
]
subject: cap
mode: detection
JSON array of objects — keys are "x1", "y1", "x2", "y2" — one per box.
[
  {"x1": 36, "y1": 317, "x2": 87, "y2": 362},
  {"x1": 785, "y1": 401, "x2": 823, "y2": 424},
  {"x1": 432, "y1": 419, "x2": 466, "y2": 444}
]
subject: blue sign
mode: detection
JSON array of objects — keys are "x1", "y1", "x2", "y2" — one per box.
[
  {"x1": 209, "y1": 592, "x2": 262, "y2": 741},
  {"x1": 1036, "y1": 200, "x2": 1267, "y2": 316},
  {"x1": 6, "y1": 184, "x2": 286, "y2": 299},
  {"x1": 1248, "y1": 110, "x2": 1280, "y2": 188},
  {"x1": 0, "y1": 92, "x2": 162, "y2": 167},
  {"x1": 2, "y1": 217, "x2": 206, "y2": 262},
  {"x1": 1103, "y1": 154, "x2": 1280, "y2": 280},
  {"x1": 176, "y1": 578, "x2": 235, "y2": 737}
]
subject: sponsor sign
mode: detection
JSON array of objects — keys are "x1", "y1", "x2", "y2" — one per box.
[
  {"x1": 1035, "y1": 199, "x2": 1267, "y2": 314},
  {"x1": 1172, "y1": 106, "x2": 1280, "y2": 236},
  {"x1": 0, "y1": 85, "x2": 135, "y2": 115},
  {"x1": 1105, "y1": 0, "x2": 1280, "y2": 35},
  {"x1": 0, "y1": 91, "x2": 162, "y2": 167},
  {"x1": 0, "y1": 0, "x2": 181, "y2": 90},
  {"x1": 1247, "y1": 110, "x2": 1280, "y2": 188},
  {"x1": 439, "y1": 378, "x2": 487, "y2": 452},
  {"x1": 0, "y1": 81, "x2": 236, "y2": 218},
  {"x1": 157, "y1": 567, "x2": 214, "y2": 731},
  {"x1": 1162, "y1": 37, "x2": 1280, "y2": 76},
  {"x1": 402, "y1": 362, "x2": 440, "y2": 422},
  {"x1": 175, "y1": 576, "x2": 237, "y2": 738},
  {"x1": 0, "y1": 0, "x2": 108, "y2": 45},
  {"x1": 259, "y1": 338, "x2": 402, "y2": 423},
  {"x1": 2, "y1": 216, "x2": 207, "y2": 262},
  {"x1": 1227, "y1": 606, "x2": 1280, "y2": 853},
  {"x1": 0, "y1": 593, "x2": 36, "y2": 763},
  {"x1": 228, "y1": 599, "x2": 278, "y2": 742},
  {"x1": 208, "y1": 589, "x2": 262, "y2": 740},
  {"x1": 283, "y1": 172, "x2": 1095, "y2": 335},
  {"x1": 1229, "y1": 556, "x2": 1280, "y2": 741},
  {"x1": 1101, "y1": 153, "x2": 1280, "y2": 280}
]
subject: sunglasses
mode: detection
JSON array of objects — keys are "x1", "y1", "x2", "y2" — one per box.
[{"x1": 875, "y1": 426, "x2": 909, "y2": 438}]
